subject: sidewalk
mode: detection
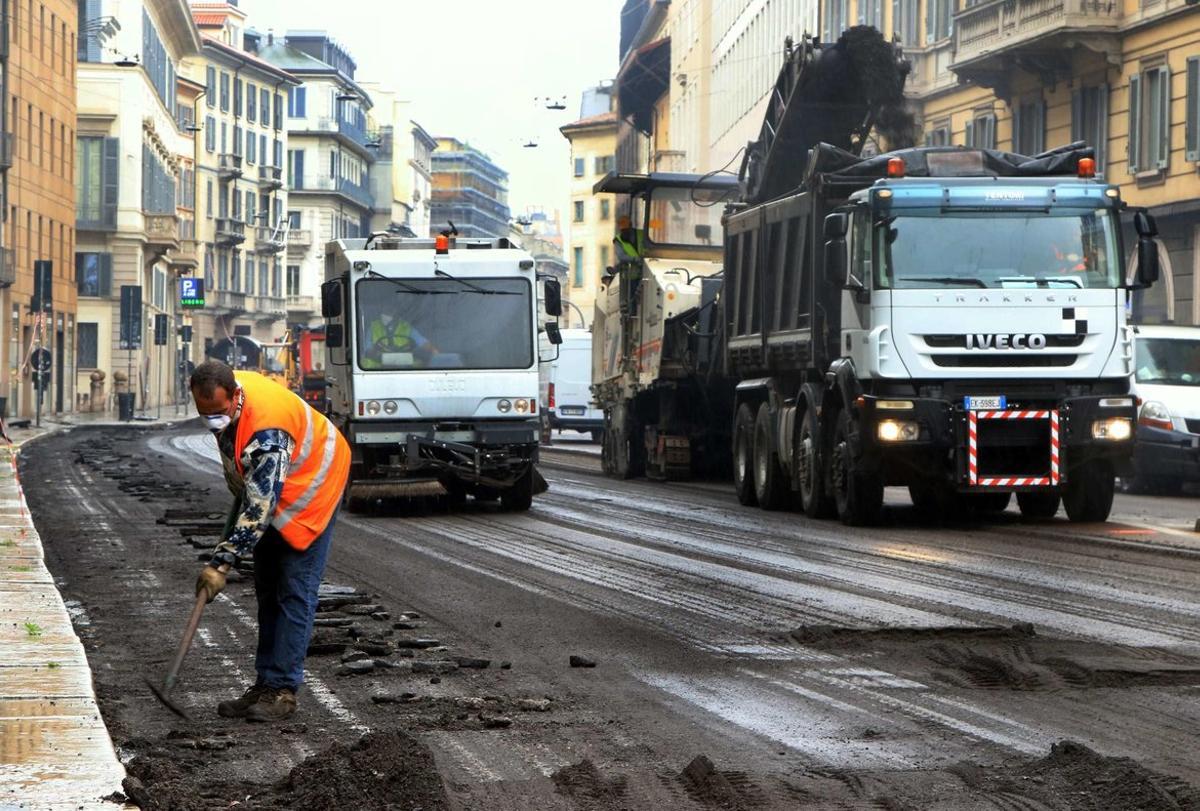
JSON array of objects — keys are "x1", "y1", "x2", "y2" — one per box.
[{"x1": 0, "y1": 407, "x2": 196, "y2": 810}]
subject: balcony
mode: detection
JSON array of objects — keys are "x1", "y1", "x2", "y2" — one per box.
[
  {"x1": 256, "y1": 296, "x2": 287, "y2": 318},
  {"x1": 258, "y1": 164, "x2": 283, "y2": 190},
  {"x1": 294, "y1": 175, "x2": 374, "y2": 210},
  {"x1": 287, "y1": 294, "x2": 317, "y2": 314},
  {"x1": 218, "y1": 153, "x2": 243, "y2": 181},
  {"x1": 170, "y1": 238, "x2": 200, "y2": 270},
  {"x1": 288, "y1": 229, "x2": 313, "y2": 248},
  {"x1": 212, "y1": 290, "x2": 248, "y2": 314},
  {"x1": 0, "y1": 132, "x2": 12, "y2": 170},
  {"x1": 254, "y1": 226, "x2": 286, "y2": 254},
  {"x1": 215, "y1": 218, "x2": 246, "y2": 246},
  {"x1": 144, "y1": 213, "x2": 180, "y2": 251},
  {"x1": 0, "y1": 247, "x2": 15, "y2": 287},
  {"x1": 950, "y1": 0, "x2": 1121, "y2": 93},
  {"x1": 311, "y1": 116, "x2": 373, "y2": 152}
]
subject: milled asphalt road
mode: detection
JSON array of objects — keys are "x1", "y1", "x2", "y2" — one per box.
[{"x1": 23, "y1": 426, "x2": 1200, "y2": 809}]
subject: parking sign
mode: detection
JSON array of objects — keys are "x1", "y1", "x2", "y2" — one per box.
[{"x1": 179, "y1": 277, "x2": 205, "y2": 309}]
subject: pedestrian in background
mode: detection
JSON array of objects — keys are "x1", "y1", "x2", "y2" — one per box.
[{"x1": 190, "y1": 360, "x2": 350, "y2": 722}]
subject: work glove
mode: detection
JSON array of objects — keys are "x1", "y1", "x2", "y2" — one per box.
[{"x1": 195, "y1": 564, "x2": 228, "y2": 604}]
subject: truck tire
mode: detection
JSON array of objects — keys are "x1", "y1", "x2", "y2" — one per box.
[
  {"x1": 1017, "y1": 491, "x2": 1059, "y2": 520},
  {"x1": 500, "y1": 467, "x2": 535, "y2": 512},
  {"x1": 753, "y1": 404, "x2": 788, "y2": 510},
  {"x1": 1062, "y1": 460, "x2": 1115, "y2": 523},
  {"x1": 605, "y1": 405, "x2": 643, "y2": 480},
  {"x1": 831, "y1": 410, "x2": 883, "y2": 526},
  {"x1": 796, "y1": 406, "x2": 835, "y2": 518},
  {"x1": 732, "y1": 403, "x2": 758, "y2": 506}
]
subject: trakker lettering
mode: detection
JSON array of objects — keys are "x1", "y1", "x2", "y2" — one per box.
[{"x1": 965, "y1": 333, "x2": 1048, "y2": 349}]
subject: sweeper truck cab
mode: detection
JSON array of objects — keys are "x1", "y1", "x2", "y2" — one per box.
[{"x1": 321, "y1": 232, "x2": 563, "y2": 510}]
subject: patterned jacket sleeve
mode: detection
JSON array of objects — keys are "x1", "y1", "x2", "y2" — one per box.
[{"x1": 210, "y1": 428, "x2": 294, "y2": 566}]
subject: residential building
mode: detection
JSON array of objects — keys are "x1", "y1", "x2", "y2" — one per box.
[
  {"x1": 3, "y1": 0, "x2": 77, "y2": 418},
  {"x1": 254, "y1": 31, "x2": 373, "y2": 327},
  {"x1": 430, "y1": 137, "x2": 511, "y2": 238},
  {"x1": 360, "y1": 83, "x2": 436, "y2": 239},
  {"x1": 183, "y1": 6, "x2": 299, "y2": 353},
  {"x1": 75, "y1": 0, "x2": 200, "y2": 413},
  {"x1": 510, "y1": 219, "x2": 570, "y2": 318},
  {"x1": 560, "y1": 105, "x2": 618, "y2": 322}
]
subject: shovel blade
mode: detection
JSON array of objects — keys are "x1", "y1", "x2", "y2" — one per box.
[{"x1": 144, "y1": 676, "x2": 191, "y2": 720}]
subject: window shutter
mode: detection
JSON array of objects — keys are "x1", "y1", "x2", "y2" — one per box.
[
  {"x1": 1012, "y1": 104, "x2": 1022, "y2": 152},
  {"x1": 1034, "y1": 99, "x2": 1045, "y2": 154},
  {"x1": 1157, "y1": 67, "x2": 1170, "y2": 170},
  {"x1": 1186, "y1": 58, "x2": 1199, "y2": 162},
  {"x1": 1071, "y1": 89, "x2": 1083, "y2": 143},
  {"x1": 1128, "y1": 73, "x2": 1141, "y2": 173},
  {"x1": 102, "y1": 137, "x2": 119, "y2": 228},
  {"x1": 100, "y1": 253, "x2": 113, "y2": 297},
  {"x1": 84, "y1": 0, "x2": 101, "y2": 61},
  {"x1": 925, "y1": 0, "x2": 934, "y2": 42},
  {"x1": 1097, "y1": 84, "x2": 1109, "y2": 172},
  {"x1": 964, "y1": 118, "x2": 974, "y2": 147}
]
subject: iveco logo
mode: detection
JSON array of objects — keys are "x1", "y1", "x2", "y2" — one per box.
[{"x1": 965, "y1": 333, "x2": 1047, "y2": 349}]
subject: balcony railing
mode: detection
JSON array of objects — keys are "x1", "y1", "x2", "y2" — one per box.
[
  {"x1": 288, "y1": 229, "x2": 313, "y2": 248},
  {"x1": 144, "y1": 213, "x2": 181, "y2": 250},
  {"x1": 313, "y1": 116, "x2": 372, "y2": 150},
  {"x1": 170, "y1": 238, "x2": 200, "y2": 269},
  {"x1": 212, "y1": 290, "x2": 248, "y2": 313},
  {"x1": 254, "y1": 226, "x2": 286, "y2": 254},
  {"x1": 0, "y1": 132, "x2": 12, "y2": 171},
  {"x1": 218, "y1": 153, "x2": 243, "y2": 180},
  {"x1": 258, "y1": 165, "x2": 283, "y2": 190},
  {"x1": 287, "y1": 294, "x2": 317, "y2": 313},
  {"x1": 256, "y1": 296, "x2": 287, "y2": 317},
  {"x1": 215, "y1": 218, "x2": 246, "y2": 246},
  {"x1": 294, "y1": 175, "x2": 373, "y2": 210},
  {"x1": 0, "y1": 247, "x2": 15, "y2": 287},
  {"x1": 952, "y1": 0, "x2": 1121, "y2": 73}
]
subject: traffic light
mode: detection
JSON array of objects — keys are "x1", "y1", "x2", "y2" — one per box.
[
  {"x1": 31, "y1": 261, "x2": 52, "y2": 313},
  {"x1": 119, "y1": 286, "x2": 142, "y2": 349},
  {"x1": 154, "y1": 314, "x2": 168, "y2": 346},
  {"x1": 178, "y1": 325, "x2": 193, "y2": 343}
]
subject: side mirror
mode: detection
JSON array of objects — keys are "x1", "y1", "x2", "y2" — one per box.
[
  {"x1": 543, "y1": 279, "x2": 563, "y2": 318},
  {"x1": 824, "y1": 237, "x2": 849, "y2": 286},
  {"x1": 326, "y1": 323, "x2": 344, "y2": 349},
  {"x1": 545, "y1": 322, "x2": 563, "y2": 345},
  {"x1": 320, "y1": 280, "x2": 343, "y2": 318},
  {"x1": 823, "y1": 211, "x2": 850, "y2": 240},
  {"x1": 1135, "y1": 237, "x2": 1160, "y2": 288},
  {"x1": 1133, "y1": 210, "x2": 1158, "y2": 238},
  {"x1": 694, "y1": 224, "x2": 712, "y2": 241}
]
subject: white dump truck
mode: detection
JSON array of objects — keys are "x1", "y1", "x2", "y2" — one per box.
[{"x1": 321, "y1": 232, "x2": 563, "y2": 510}]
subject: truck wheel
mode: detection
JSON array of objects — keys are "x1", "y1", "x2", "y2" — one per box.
[
  {"x1": 732, "y1": 403, "x2": 758, "y2": 506},
  {"x1": 753, "y1": 404, "x2": 788, "y2": 510},
  {"x1": 1017, "y1": 491, "x2": 1060, "y2": 520},
  {"x1": 797, "y1": 406, "x2": 835, "y2": 519},
  {"x1": 1062, "y1": 460, "x2": 1115, "y2": 523},
  {"x1": 908, "y1": 482, "x2": 950, "y2": 516},
  {"x1": 500, "y1": 467, "x2": 535, "y2": 512},
  {"x1": 831, "y1": 410, "x2": 883, "y2": 526},
  {"x1": 590, "y1": 429, "x2": 604, "y2": 444}
]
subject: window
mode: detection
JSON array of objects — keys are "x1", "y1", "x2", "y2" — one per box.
[
  {"x1": 573, "y1": 200, "x2": 585, "y2": 222},
  {"x1": 232, "y1": 251, "x2": 241, "y2": 291},
  {"x1": 205, "y1": 115, "x2": 215, "y2": 152},
  {"x1": 204, "y1": 248, "x2": 214, "y2": 291},
  {"x1": 573, "y1": 247, "x2": 584, "y2": 286},
  {"x1": 77, "y1": 322, "x2": 99, "y2": 368},
  {"x1": 824, "y1": 0, "x2": 848, "y2": 40},
  {"x1": 76, "y1": 136, "x2": 118, "y2": 228},
  {"x1": 140, "y1": 10, "x2": 174, "y2": 114},
  {"x1": 246, "y1": 82, "x2": 256, "y2": 120},
  {"x1": 220, "y1": 72, "x2": 229, "y2": 112},
  {"x1": 288, "y1": 86, "x2": 306, "y2": 118},
  {"x1": 1013, "y1": 97, "x2": 1045, "y2": 155},
  {"x1": 594, "y1": 155, "x2": 614, "y2": 175},
  {"x1": 141, "y1": 144, "x2": 175, "y2": 213},
  {"x1": 273, "y1": 138, "x2": 283, "y2": 168},
  {"x1": 286, "y1": 264, "x2": 300, "y2": 297},
  {"x1": 206, "y1": 66, "x2": 215, "y2": 106},
  {"x1": 75, "y1": 252, "x2": 112, "y2": 296},
  {"x1": 892, "y1": 0, "x2": 919, "y2": 46},
  {"x1": 1072, "y1": 84, "x2": 1109, "y2": 171},
  {"x1": 288, "y1": 210, "x2": 302, "y2": 229},
  {"x1": 600, "y1": 199, "x2": 611, "y2": 220},
  {"x1": 926, "y1": 121, "x2": 950, "y2": 146},
  {"x1": 1129, "y1": 65, "x2": 1170, "y2": 173},
  {"x1": 246, "y1": 130, "x2": 256, "y2": 164},
  {"x1": 274, "y1": 93, "x2": 284, "y2": 129},
  {"x1": 153, "y1": 268, "x2": 166, "y2": 310},
  {"x1": 1186, "y1": 58, "x2": 1199, "y2": 162},
  {"x1": 261, "y1": 88, "x2": 271, "y2": 126},
  {"x1": 233, "y1": 125, "x2": 242, "y2": 155},
  {"x1": 288, "y1": 149, "x2": 304, "y2": 187},
  {"x1": 246, "y1": 255, "x2": 255, "y2": 294},
  {"x1": 206, "y1": 179, "x2": 213, "y2": 218},
  {"x1": 259, "y1": 261, "x2": 269, "y2": 297},
  {"x1": 573, "y1": 157, "x2": 585, "y2": 177},
  {"x1": 260, "y1": 134, "x2": 268, "y2": 167},
  {"x1": 858, "y1": 0, "x2": 883, "y2": 27},
  {"x1": 925, "y1": 0, "x2": 952, "y2": 43},
  {"x1": 965, "y1": 110, "x2": 996, "y2": 149},
  {"x1": 220, "y1": 122, "x2": 227, "y2": 153},
  {"x1": 600, "y1": 245, "x2": 610, "y2": 272},
  {"x1": 245, "y1": 191, "x2": 255, "y2": 226},
  {"x1": 234, "y1": 79, "x2": 243, "y2": 117}
]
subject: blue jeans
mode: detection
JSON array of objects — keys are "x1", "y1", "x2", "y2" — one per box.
[{"x1": 253, "y1": 511, "x2": 337, "y2": 691}]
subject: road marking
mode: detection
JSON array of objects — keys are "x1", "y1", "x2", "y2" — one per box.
[{"x1": 303, "y1": 673, "x2": 368, "y2": 734}]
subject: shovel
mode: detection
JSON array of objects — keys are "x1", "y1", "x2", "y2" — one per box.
[{"x1": 146, "y1": 499, "x2": 240, "y2": 719}]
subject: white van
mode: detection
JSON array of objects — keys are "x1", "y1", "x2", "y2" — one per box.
[
  {"x1": 550, "y1": 329, "x2": 604, "y2": 440},
  {"x1": 1125, "y1": 324, "x2": 1200, "y2": 494}
]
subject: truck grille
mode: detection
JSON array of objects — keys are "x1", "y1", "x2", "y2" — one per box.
[
  {"x1": 1186, "y1": 419, "x2": 1200, "y2": 435},
  {"x1": 931, "y1": 354, "x2": 1076, "y2": 368},
  {"x1": 924, "y1": 334, "x2": 1085, "y2": 348}
]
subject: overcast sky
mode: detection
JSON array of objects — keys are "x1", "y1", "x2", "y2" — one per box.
[{"x1": 242, "y1": 0, "x2": 622, "y2": 224}]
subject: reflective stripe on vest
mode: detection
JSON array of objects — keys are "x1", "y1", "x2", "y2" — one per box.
[{"x1": 231, "y1": 371, "x2": 350, "y2": 551}]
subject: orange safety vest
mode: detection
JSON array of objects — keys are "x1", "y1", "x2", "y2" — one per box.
[{"x1": 231, "y1": 371, "x2": 351, "y2": 551}]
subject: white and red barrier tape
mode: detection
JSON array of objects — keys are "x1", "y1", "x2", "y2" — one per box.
[{"x1": 968, "y1": 409, "x2": 1060, "y2": 488}]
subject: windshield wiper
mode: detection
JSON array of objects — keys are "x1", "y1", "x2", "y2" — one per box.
[
  {"x1": 365, "y1": 269, "x2": 428, "y2": 294},
  {"x1": 434, "y1": 267, "x2": 516, "y2": 295},
  {"x1": 899, "y1": 276, "x2": 987, "y2": 288}
]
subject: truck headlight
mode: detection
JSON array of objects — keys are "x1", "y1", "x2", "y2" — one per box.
[
  {"x1": 383, "y1": 400, "x2": 398, "y2": 415},
  {"x1": 497, "y1": 399, "x2": 512, "y2": 413},
  {"x1": 1092, "y1": 417, "x2": 1132, "y2": 441},
  {"x1": 1138, "y1": 401, "x2": 1173, "y2": 431},
  {"x1": 366, "y1": 400, "x2": 381, "y2": 416},
  {"x1": 514, "y1": 398, "x2": 529, "y2": 414},
  {"x1": 877, "y1": 420, "x2": 919, "y2": 442}
]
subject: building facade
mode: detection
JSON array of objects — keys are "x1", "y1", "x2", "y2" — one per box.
[
  {"x1": 560, "y1": 108, "x2": 617, "y2": 324},
  {"x1": 185, "y1": 5, "x2": 298, "y2": 353},
  {"x1": 3, "y1": 0, "x2": 77, "y2": 418},
  {"x1": 255, "y1": 31, "x2": 373, "y2": 328},
  {"x1": 360, "y1": 83, "x2": 436, "y2": 238},
  {"x1": 74, "y1": 0, "x2": 199, "y2": 413},
  {"x1": 429, "y1": 137, "x2": 511, "y2": 238}
]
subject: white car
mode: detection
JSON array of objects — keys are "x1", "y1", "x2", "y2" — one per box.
[{"x1": 1127, "y1": 325, "x2": 1200, "y2": 494}]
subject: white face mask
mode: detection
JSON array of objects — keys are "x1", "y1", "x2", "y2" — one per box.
[{"x1": 204, "y1": 414, "x2": 232, "y2": 433}]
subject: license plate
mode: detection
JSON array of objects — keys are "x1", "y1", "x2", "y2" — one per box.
[
  {"x1": 965, "y1": 395, "x2": 1006, "y2": 411},
  {"x1": 559, "y1": 406, "x2": 585, "y2": 416}
]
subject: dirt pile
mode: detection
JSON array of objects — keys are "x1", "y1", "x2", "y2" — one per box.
[
  {"x1": 123, "y1": 730, "x2": 449, "y2": 810},
  {"x1": 551, "y1": 759, "x2": 628, "y2": 807}
]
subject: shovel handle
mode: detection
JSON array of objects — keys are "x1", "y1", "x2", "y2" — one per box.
[{"x1": 163, "y1": 563, "x2": 230, "y2": 691}]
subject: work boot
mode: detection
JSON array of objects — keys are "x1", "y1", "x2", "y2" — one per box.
[
  {"x1": 245, "y1": 687, "x2": 297, "y2": 723},
  {"x1": 216, "y1": 684, "x2": 268, "y2": 719}
]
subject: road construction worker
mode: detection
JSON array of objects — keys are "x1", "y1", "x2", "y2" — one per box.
[
  {"x1": 614, "y1": 215, "x2": 646, "y2": 262},
  {"x1": 361, "y1": 310, "x2": 435, "y2": 369},
  {"x1": 191, "y1": 360, "x2": 350, "y2": 722}
]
